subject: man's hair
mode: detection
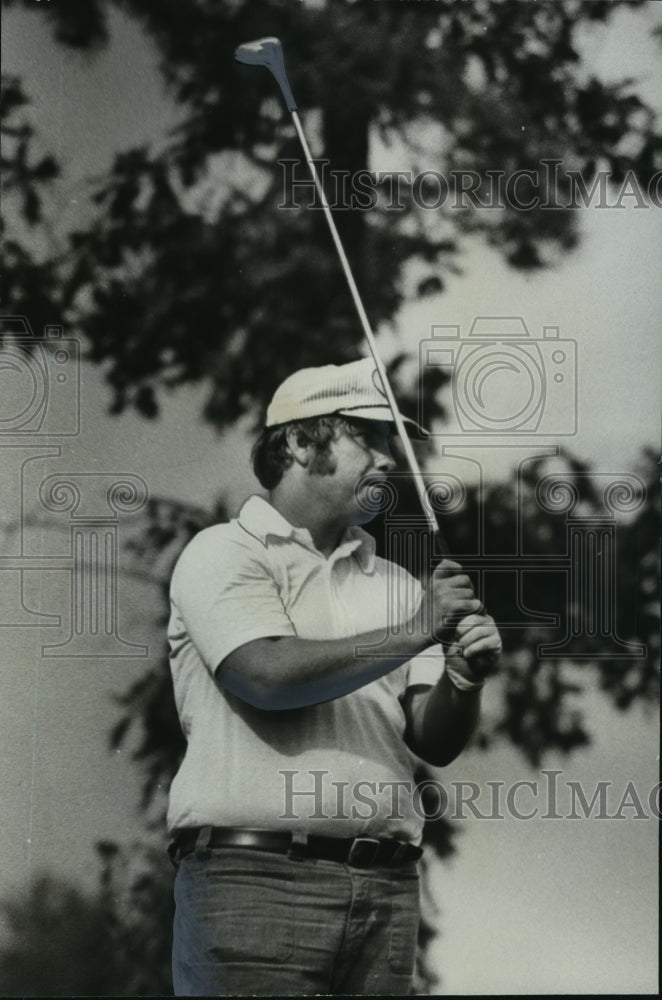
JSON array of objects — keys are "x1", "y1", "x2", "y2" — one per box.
[{"x1": 252, "y1": 415, "x2": 367, "y2": 489}]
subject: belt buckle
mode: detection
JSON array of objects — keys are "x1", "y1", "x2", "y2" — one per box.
[{"x1": 347, "y1": 837, "x2": 380, "y2": 868}]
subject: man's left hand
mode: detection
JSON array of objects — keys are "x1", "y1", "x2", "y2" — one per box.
[{"x1": 454, "y1": 613, "x2": 502, "y2": 678}]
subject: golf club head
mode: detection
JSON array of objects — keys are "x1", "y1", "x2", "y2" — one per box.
[{"x1": 234, "y1": 36, "x2": 297, "y2": 112}]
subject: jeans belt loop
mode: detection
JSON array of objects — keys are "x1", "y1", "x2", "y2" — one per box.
[
  {"x1": 347, "y1": 836, "x2": 380, "y2": 868},
  {"x1": 287, "y1": 830, "x2": 308, "y2": 860},
  {"x1": 194, "y1": 825, "x2": 213, "y2": 855}
]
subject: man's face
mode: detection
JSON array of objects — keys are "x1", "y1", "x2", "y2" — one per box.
[{"x1": 308, "y1": 419, "x2": 397, "y2": 524}]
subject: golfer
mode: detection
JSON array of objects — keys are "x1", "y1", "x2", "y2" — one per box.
[{"x1": 167, "y1": 358, "x2": 501, "y2": 996}]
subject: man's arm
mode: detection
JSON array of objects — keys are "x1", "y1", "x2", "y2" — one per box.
[
  {"x1": 217, "y1": 559, "x2": 483, "y2": 711},
  {"x1": 402, "y1": 614, "x2": 502, "y2": 766},
  {"x1": 218, "y1": 625, "x2": 431, "y2": 711}
]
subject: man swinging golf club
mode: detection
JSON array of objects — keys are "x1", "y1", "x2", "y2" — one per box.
[
  {"x1": 167, "y1": 357, "x2": 502, "y2": 996},
  {"x1": 166, "y1": 37, "x2": 501, "y2": 996}
]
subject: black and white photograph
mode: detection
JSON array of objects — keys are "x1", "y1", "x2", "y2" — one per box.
[{"x1": 1, "y1": 1, "x2": 660, "y2": 995}]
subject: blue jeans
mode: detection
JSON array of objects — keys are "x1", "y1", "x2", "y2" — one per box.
[{"x1": 172, "y1": 846, "x2": 420, "y2": 996}]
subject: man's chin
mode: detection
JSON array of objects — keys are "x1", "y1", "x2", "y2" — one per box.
[
  {"x1": 353, "y1": 508, "x2": 378, "y2": 526},
  {"x1": 354, "y1": 479, "x2": 389, "y2": 522}
]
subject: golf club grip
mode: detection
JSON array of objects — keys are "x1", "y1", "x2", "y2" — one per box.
[{"x1": 428, "y1": 550, "x2": 496, "y2": 670}]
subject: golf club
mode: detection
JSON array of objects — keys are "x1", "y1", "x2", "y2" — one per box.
[
  {"x1": 234, "y1": 37, "x2": 495, "y2": 668},
  {"x1": 235, "y1": 36, "x2": 439, "y2": 538}
]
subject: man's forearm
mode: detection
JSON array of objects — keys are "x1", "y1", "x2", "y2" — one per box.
[
  {"x1": 217, "y1": 613, "x2": 434, "y2": 710},
  {"x1": 406, "y1": 671, "x2": 481, "y2": 766}
]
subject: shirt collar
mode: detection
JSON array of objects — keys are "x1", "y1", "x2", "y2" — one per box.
[{"x1": 237, "y1": 494, "x2": 376, "y2": 572}]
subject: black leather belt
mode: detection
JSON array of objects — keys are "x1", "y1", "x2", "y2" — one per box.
[{"x1": 169, "y1": 826, "x2": 423, "y2": 868}]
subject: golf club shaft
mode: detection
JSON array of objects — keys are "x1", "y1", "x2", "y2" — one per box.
[
  {"x1": 290, "y1": 110, "x2": 440, "y2": 539},
  {"x1": 291, "y1": 113, "x2": 481, "y2": 663}
]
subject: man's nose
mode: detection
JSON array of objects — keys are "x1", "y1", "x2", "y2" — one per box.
[{"x1": 373, "y1": 447, "x2": 396, "y2": 474}]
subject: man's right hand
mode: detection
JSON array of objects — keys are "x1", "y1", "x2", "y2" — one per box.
[{"x1": 420, "y1": 559, "x2": 483, "y2": 647}]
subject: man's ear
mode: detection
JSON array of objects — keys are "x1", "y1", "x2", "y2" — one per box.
[{"x1": 285, "y1": 426, "x2": 311, "y2": 467}]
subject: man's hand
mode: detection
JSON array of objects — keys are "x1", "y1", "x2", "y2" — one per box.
[
  {"x1": 452, "y1": 612, "x2": 502, "y2": 680},
  {"x1": 419, "y1": 558, "x2": 502, "y2": 682},
  {"x1": 422, "y1": 558, "x2": 483, "y2": 644}
]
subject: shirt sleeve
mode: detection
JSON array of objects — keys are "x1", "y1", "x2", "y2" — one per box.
[
  {"x1": 170, "y1": 526, "x2": 296, "y2": 676},
  {"x1": 404, "y1": 645, "x2": 445, "y2": 688}
]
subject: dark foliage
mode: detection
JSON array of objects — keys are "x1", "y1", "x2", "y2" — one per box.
[
  {"x1": 1, "y1": 1, "x2": 660, "y2": 994},
  {"x1": 3, "y1": 0, "x2": 660, "y2": 425},
  {"x1": 0, "y1": 844, "x2": 176, "y2": 997},
  {"x1": 1, "y1": 76, "x2": 62, "y2": 330}
]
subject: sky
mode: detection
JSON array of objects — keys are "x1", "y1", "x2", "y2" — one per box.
[{"x1": 1, "y1": 2, "x2": 660, "y2": 995}]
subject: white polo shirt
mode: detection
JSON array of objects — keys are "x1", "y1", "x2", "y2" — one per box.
[{"x1": 167, "y1": 495, "x2": 444, "y2": 843}]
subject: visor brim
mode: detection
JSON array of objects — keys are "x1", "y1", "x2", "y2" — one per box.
[{"x1": 337, "y1": 406, "x2": 429, "y2": 440}]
